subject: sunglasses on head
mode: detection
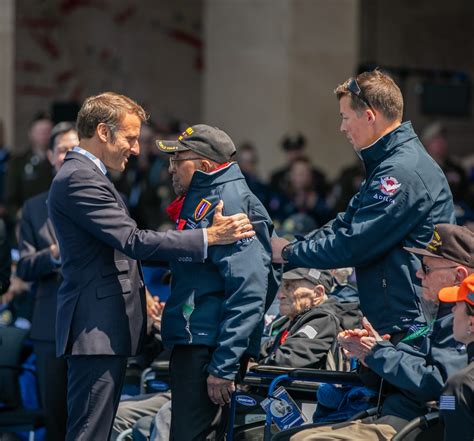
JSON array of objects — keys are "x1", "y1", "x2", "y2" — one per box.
[{"x1": 347, "y1": 78, "x2": 375, "y2": 112}]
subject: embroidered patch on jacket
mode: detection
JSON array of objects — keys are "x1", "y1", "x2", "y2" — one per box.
[
  {"x1": 295, "y1": 325, "x2": 318, "y2": 339},
  {"x1": 427, "y1": 227, "x2": 442, "y2": 253},
  {"x1": 194, "y1": 199, "x2": 212, "y2": 221},
  {"x1": 186, "y1": 219, "x2": 198, "y2": 229},
  {"x1": 440, "y1": 395, "x2": 456, "y2": 410},
  {"x1": 236, "y1": 237, "x2": 255, "y2": 245},
  {"x1": 379, "y1": 176, "x2": 401, "y2": 196}
]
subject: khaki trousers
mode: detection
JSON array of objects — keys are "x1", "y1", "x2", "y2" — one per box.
[{"x1": 290, "y1": 415, "x2": 409, "y2": 441}]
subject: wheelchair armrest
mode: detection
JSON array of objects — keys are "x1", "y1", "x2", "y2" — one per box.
[
  {"x1": 391, "y1": 411, "x2": 440, "y2": 441},
  {"x1": 149, "y1": 360, "x2": 170, "y2": 372},
  {"x1": 288, "y1": 369, "x2": 362, "y2": 385},
  {"x1": 249, "y1": 365, "x2": 295, "y2": 376}
]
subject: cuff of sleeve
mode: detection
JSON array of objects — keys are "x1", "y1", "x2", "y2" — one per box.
[
  {"x1": 207, "y1": 365, "x2": 237, "y2": 381},
  {"x1": 364, "y1": 340, "x2": 394, "y2": 364}
]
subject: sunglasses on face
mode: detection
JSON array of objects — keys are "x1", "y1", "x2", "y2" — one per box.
[
  {"x1": 421, "y1": 262, "x2": 458, "y2": 275},
  {"x1": 347, "y1": 78, "x2": 375, "y2": 112}
]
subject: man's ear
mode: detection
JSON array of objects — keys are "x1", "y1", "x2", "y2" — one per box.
[
  {"x1": 469, "y1": 315, "x2": 474, "y2": 333},
  {"x1": 97, "y1": 123, "x2": 109, "y2": 143},
  {"x1": 311, "y1": 285, "x2": 325, "y2": 306},
  {"x1": 200, "y1": 159, "x2": 214, "y2": 173},
  {"x1": 366, "y1": 108, "x2": 376, "y2": 123},
  {"x1": 456, "y1": 266, "x2": 469, "y2": 283}
]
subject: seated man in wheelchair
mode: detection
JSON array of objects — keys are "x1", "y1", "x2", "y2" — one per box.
[{"x1": 277, "y1": 224, "x2": 471, "y2": 441}]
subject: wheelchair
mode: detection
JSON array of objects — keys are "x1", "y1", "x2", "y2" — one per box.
[
  {"x1": 229, "y1": 365, "x2": 363, "y2": 441},
  {"x1": 230, "y1": 366, "x2": 442, "y2": 441}
]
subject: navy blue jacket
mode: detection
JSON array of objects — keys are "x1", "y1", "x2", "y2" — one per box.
[
  {"x1": 161, "y1": 163, "x2": 277, "y2": 380},
  {"x1": 285, "y1": 122, "x2": 455, "y2": 333},
  {"x1": 365, "y1": 302, "x2": 467, "y2": 421}
]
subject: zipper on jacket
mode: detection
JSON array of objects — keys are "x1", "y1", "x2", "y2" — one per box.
[
  {"x1": 182, "y1": 290, "x2": 195, "y2": 344},
  {"x1": 381, "y1": 273, "x2": 389, "y2": 310}
]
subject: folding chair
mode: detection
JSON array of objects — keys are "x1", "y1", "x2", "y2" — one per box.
[{"x1": 229, "y1": 365, "x2": 363, "y2": 441}]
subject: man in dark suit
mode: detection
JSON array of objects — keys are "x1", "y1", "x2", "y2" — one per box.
[
  {"x1": 4, "y1": 114, "x2": 53, "y2": 222},
  {"x1": 48, "y1": 92, "x2": 254, "y2": 441},
  {"x1": 17, "y1": 121, "x2": 79, "y2": 441}
]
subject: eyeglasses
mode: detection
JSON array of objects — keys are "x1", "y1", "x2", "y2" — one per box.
[
  {"x1": 169, "y1": 157, "x2": 203, "y2": 167},
  {"x1": 347, "y1": 78, "x2": 375, "y2": 112},
  {"x1": 421, "y1": 262, "x2": 458, "y2": 275}
]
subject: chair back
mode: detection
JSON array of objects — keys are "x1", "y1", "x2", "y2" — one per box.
[{"x1": 0, "y1": 326, "x2": 29, "y2": 409}]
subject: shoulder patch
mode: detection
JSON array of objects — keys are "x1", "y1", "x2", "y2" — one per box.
[
  {"x1": 194, "y1": 199, "x2": 212, "y2": 221},
  {"x1": 295, "y1": 325, "x2": 318, "y2": 339}
]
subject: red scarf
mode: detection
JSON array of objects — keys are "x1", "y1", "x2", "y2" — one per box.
[
  {"x1": 166, "y1": 196, "x2": 185, "y2": 222},
  {"x1": 279, "y1": 330, "x2": 289, "y2": 345}
]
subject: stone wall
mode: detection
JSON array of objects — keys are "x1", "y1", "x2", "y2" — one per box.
[{"x1": 15, "y1": 0, "x2": 203, "y2": 148}]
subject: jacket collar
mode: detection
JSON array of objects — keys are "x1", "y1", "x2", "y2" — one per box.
[
  {"x1": 64, "y1": 150, "x2": 106, "y2": 178},
  {"x1": 63, "y1": 151, "x2": 128, "y2": 213},
  {"x1": 188, "y1": 162, "x2": 244, "y2": 189},
  {"x1": 360, "y1": 121, "x2": 418, "y2": 168},
  {"x1": 72, "y1": 146, "x2": 107, "y2": 175}
]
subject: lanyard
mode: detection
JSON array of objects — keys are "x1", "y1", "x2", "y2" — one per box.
[{"x1": 400, "y1": 320, "x2": 435, "y2": 343}]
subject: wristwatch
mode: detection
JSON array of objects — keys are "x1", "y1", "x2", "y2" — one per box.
[{"x1": 281, "y1": 243, "x2": 293, "y2": 262}]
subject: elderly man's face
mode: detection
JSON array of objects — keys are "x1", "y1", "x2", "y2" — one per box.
[
  {"x1": 278, "y1": 279, "x2": 320, "y2": 319},
  {"x1": 416, "y1": 256, "x2": 459, "y2": 303},
  {"x1": 168, "y1": 151, "x2": 203, "y2": 196}
]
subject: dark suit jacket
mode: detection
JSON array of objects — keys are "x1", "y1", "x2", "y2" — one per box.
[
  {"x1": 48, "y1": 151, "x2": 205, "y2": 357},
  {"x1": 5, "y1": 149, "x2": 53, "y2": 219},
  {"x1": 17, "y1": 191, "x2": 61, "y2": 342}
]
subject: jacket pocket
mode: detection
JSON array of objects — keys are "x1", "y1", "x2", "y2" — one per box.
[{"x1": 96, "y1": 278, "x2": 132, "y2": 299}]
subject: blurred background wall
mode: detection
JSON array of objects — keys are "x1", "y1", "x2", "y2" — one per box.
[{"x1": 1, "y1": 0, "x2": 473, "y2": 178}]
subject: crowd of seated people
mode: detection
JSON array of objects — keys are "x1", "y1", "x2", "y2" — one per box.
[{"x1": 0, "y1": 114, "x2": 474, "y2": 441}]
